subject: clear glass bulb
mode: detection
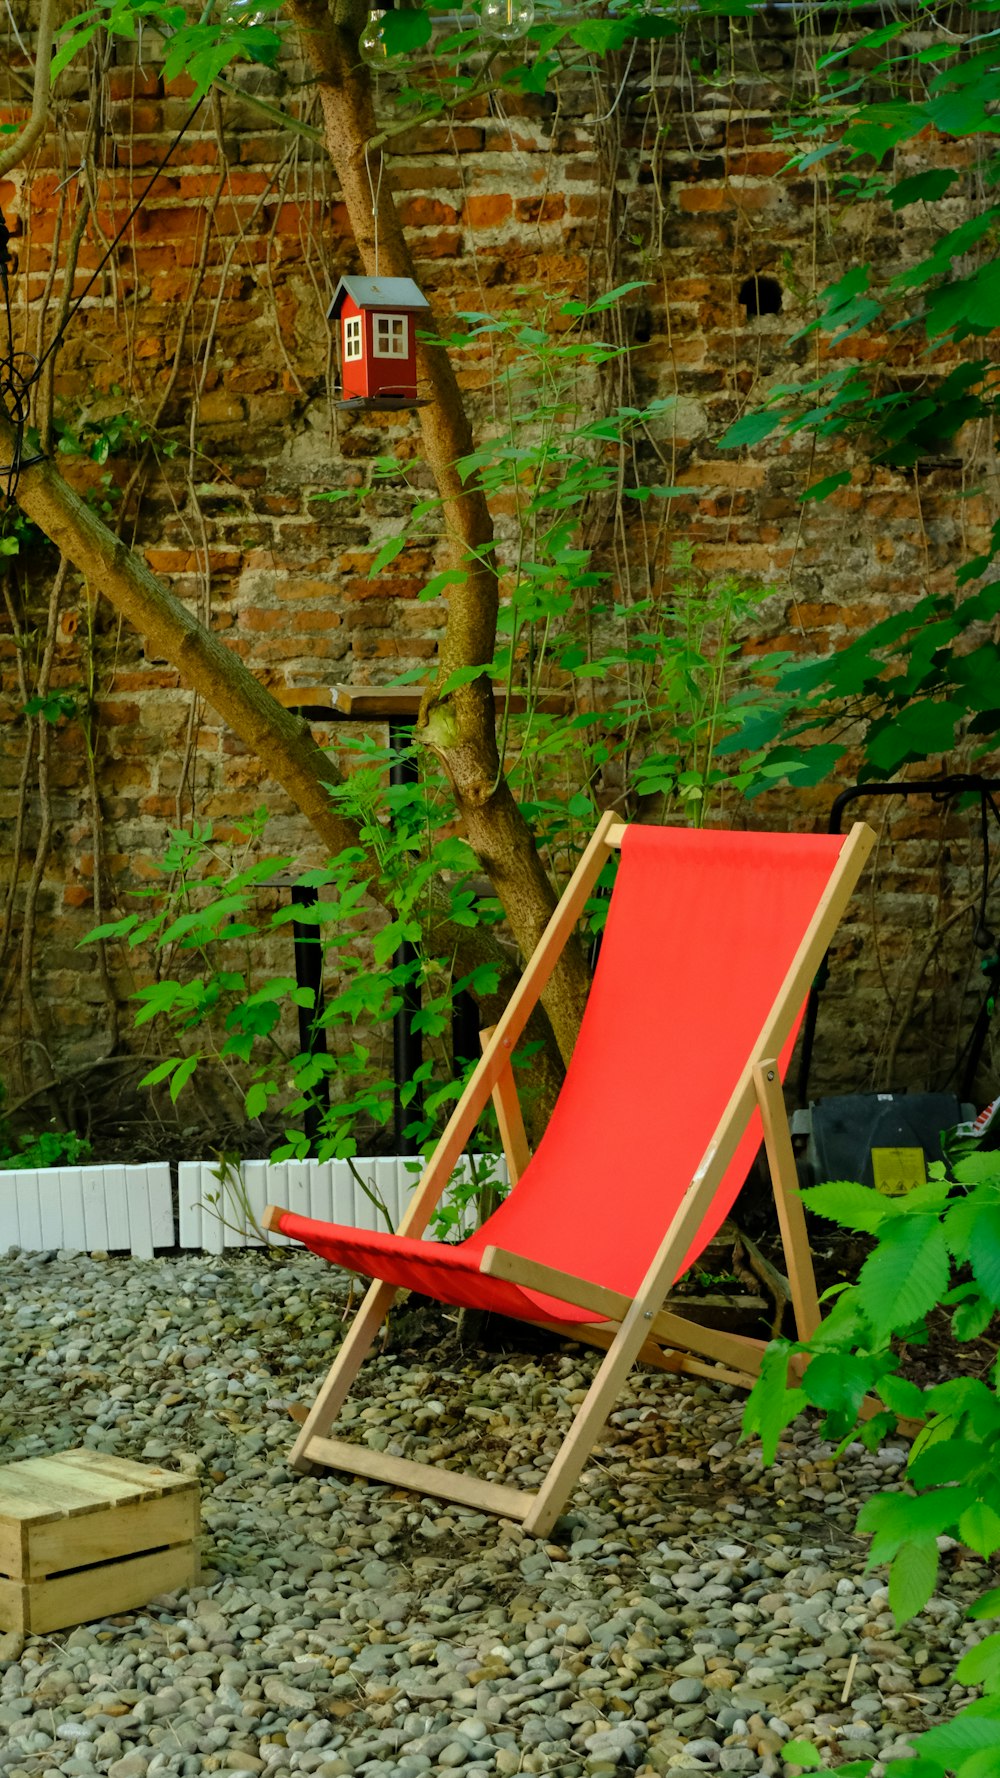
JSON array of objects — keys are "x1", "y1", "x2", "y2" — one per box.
[
  {"x1": 358, "y1": 8, "x2": 404, "y2": 66},
  {"x1": 481, "y1": 0, "x2": 535, "y2": 41}
]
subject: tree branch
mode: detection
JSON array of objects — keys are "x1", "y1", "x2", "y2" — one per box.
[{"x1": 0, "y1": 0, "x2": 57, "y2": 180}]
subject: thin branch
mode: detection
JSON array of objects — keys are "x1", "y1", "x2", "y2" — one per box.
[
  {"x1": 0, "y1": 0, "x2": 56, "y2": 179},
  {"x1": 213, "y1": 70, "x2": 322, "y2": 143}
]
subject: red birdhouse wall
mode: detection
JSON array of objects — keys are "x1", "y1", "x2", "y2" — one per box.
[{"x1": 340, "y1": 297, "x2": 419, "y2": 403}]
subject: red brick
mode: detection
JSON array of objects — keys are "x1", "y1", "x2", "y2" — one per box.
[
  {"x1": 464, "y1": 194, "x2": 513, "y2": 229},
  {"x1": 399, "y1": 196, "x2": 460, "y2": 228}
]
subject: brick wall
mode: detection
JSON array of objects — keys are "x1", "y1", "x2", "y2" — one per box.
[{"x1": 1, "y1": 17, "x2": 997, "y2": 1134}]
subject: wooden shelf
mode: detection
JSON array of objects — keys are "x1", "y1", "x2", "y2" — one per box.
[{"x1": 275, "y1": 683, "x2": 568, "y2": 721}]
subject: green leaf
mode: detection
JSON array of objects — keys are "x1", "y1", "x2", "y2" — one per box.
[
  {"x1": 878, "y1": 1374, "x2": 926, "y2": 1420},
  {"x1": 959, "y1": 1502, "x2": 1000, "y2": 1559},
  {"x1": 566, "y1": 18, "x2": 630, "y2": 53},
  {"x1": 719, "y1": 408, "x2": 785, "y2": 449},
  {"x1": 920, "y1": 1700, "x2": 1000, "y2": 1764},
  {"x1": 50, "y1": 23, "x2": 99, "y2": 82},
  {"x1": 168, "y1": 1054, "x2": 199, "y2": 1104},
  {"x1": 800, "y1": 1178, "x2": 888, "y2": 1234},
  {"x1": 958, "y1": 1748, "x2": 1000, "y2": 1778},
  {"x1": 856, "y1": 1213, "x2": 951, "y2": 1343},
  {"x1": 803, "y1": 1351, "x2": 882, "y2": 1424},
  {"x1": 245, "y1": 1080, "x2": 272, "y2": 1120},
  {"x1": 436, "y1": 663, "x2": 489, "y2": 698},
  {"x1": 970, "y1": 1206, "x2": 1000, "y2": 1306},
  {"x1": 79, "y1": 913, "x2": 139, "y2": 946},
  {"x1": 866, "y1": 700, "x2": 966, "y2": 773},
  {"x1": 955, "y1": 1632, "x2": 1000, "y2": 1690},
  {"x1": 799, "y1": 471, "x2": 852, "y2": 503},
  {"x1": 969, "y1": 1588, "x2": 1000, "y2": 1620},
  {"x1": 889, "y1": 1538, "x2": 939, "y2": 1625},
  {"x1": 953, "y1": 1294, "x2": 996, "y2": 1341},
  {"x1": 781, "y1": 1742, "x2": 822, "y2": 1769},
  {"x1": 860, "y1": 1485, "x2": 976, "y2": 1564},
  {"x1": 743, "y1": 1342, "x2": 807, "y2": 1464},
  {"x1": 138, "y1": 1057, "x2": 184, "y2": 1089},
  {"x1": 909, "y1": 1440, "x2": 987, "y2": 1488},
  {"x1": 370, "y1": 533, "x2": 408, "y2": 574},
  {"x1": 891, "y1": 168, "x2": 959, "y2": 209}
]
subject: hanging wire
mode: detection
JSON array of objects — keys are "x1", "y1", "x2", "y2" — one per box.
[
  {"x1": 0, "y1": 94, "x2": 205, "y2": 507},
  {"x1": 0, "y1": 208, "x2": 41, "y2": 505}
]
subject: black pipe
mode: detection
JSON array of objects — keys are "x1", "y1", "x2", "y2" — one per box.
[
  {"x1": 389, "y1": 720, "x2": 424, "y2": 1153},
  {"x1": 290, "y1": 882, "x2": 329, "y2": 1155}
]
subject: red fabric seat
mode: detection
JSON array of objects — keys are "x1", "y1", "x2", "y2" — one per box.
[{"x1": 275, "y1": 825, "x2": 845, "y2": 1324}]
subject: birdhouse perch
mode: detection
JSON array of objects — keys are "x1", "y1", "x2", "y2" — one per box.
[{"x1": 328, "y1": 275, "x2": 430, "y2": 410}]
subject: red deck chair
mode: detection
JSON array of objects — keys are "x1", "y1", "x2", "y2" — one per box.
[{"x1": 264, "y1": 813, "x2": 873, "y2": 1535}]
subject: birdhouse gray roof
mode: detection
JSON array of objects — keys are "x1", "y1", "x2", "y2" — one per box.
[{"x1": 328, "y1": 276, "x2": 431, "y2": 320}]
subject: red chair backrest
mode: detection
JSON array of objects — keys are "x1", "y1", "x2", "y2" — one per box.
[{"x1": 465, "y1": 824, "x2": 846, "y2": 1294}]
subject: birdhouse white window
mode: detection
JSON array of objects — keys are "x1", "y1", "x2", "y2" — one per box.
[
  {"x1": 344, "y1": 315, "x2": 363, "y2": 360},
  {"x1": 372, "y1": 313, "x2": 408, "y2": 358}
]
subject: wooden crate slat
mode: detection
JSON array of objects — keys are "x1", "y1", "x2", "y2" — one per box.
[
  {"x1": 28, "y1": 1491, "x2": 198, "y2": 1581},
  {"x1": 0, "y1": 1519, "x2": 25, "y2": 1577},
  {"x1": 62, "y1": 1449, "x2": 194, "y2": 1495},
  {"x1": 8, "y1": 1543, "x2": 199, "y2": 1636},
  {"x1": 18, "y1": 1454, "x2": 154, "y2": 1503},
  {"x1": 0, "y1": 1463, "x2": 147, "y2": 1517},
  {"x1": 0, "y1": 1472, "x2": 117, "y2": 1522}
]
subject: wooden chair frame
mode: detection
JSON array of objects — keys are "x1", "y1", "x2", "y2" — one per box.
[{"x1": 264, "y1": 813, "x2": 874, "y2": 1538}]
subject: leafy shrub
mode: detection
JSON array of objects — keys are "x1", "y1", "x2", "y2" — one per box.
[{"x1": 746, "y1": 1160, "x2": 1000, "y2": 1776}]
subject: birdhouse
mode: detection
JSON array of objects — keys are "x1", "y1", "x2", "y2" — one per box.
[{"x1": 328, "y1": 275, "x2": 430, "y2": 410}]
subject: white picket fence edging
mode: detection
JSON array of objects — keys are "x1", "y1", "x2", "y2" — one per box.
[
  {"x1": 0, "y1": 1156, "x2": 509, "y2": 1258},
  {"x1": 0, "y1": 1164, "x2": 173, "y2": 1259}
]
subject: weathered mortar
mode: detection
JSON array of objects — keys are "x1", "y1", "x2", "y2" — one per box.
[{"x1": 1, "y1": 21, "x2": 997, "y2": 1125}]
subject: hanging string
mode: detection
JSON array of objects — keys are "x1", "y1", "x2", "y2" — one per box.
[
  {"x1": 0, "y1": 94, "x2": 205, "y2": 506},
  {"x1": 364, "y1": 139, "x2": 384, "y2": 279}
]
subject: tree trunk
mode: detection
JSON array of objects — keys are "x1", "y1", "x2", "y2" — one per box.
[{"x1": 287, "y1": 0, "x2": 594, "y2": 1065}]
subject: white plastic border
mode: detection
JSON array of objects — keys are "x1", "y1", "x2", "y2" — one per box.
[
  {"x1": 0, "y1": 1156, "x2": 508, "y2": 1256},
  {"x1": 0, "y1": 1164, "x2": 173, "y2": 1258}
]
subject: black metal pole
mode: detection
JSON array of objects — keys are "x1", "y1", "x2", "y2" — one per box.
[
  {"x1": 389, "y1": 719, "x2": 424, "y2": 1153},
  {"x1": 290, "y1": 882, "x2": 329, "y2": 1155}
]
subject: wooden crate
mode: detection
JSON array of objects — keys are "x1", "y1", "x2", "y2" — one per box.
[{"x1": 0, "y1": 1448, "x2": 199, "y2": 1634}]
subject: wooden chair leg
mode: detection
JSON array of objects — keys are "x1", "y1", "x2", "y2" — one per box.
[
  {"x1": 523, "y1": 1299, "x2": 668, "y2": 1537},
  {"x1": 753, "y1": 1058, "x2": 821, "y2": 1341},
  {"x1": 289, "y1": 1278, "x2": 398, "y2": 1470}
]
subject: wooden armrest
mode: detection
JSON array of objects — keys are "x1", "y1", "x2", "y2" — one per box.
[
  {"x1": 261, "y1": 1203, "x2": 286, "y2": 1233},
  {"x1": 479, "y1": 1246, "x2": 631, "y2": 1321}
]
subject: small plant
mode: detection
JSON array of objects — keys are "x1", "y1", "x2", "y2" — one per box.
[
  {"x1": 747, "y1": 1158, "x2": 1000, "y2": 1777},
  {"x1": 693, "y1": 1267, "x2": 740, "y2": 1291},
  {"x1": 0, "y1": 1084, "x2": 92, "y2": 1172}
]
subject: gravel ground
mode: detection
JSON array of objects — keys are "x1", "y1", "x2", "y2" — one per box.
[{"x1": 0, "y1": 1248, "x2": 988, "y2": 1778}]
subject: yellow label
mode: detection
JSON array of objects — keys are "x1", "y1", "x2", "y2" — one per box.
[{"x1": 871, "y1": 1147, "x2": 927, "y2": 1196}]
